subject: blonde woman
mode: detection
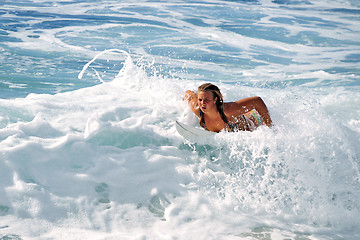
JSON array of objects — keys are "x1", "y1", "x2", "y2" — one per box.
[{"x1": 185, "y1": 83, "x2": 272, "y2": 132}]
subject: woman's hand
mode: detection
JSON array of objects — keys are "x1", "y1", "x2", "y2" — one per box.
[
  {"x1": 184, "y1": 90, "x2": 195, "y2": 101},
  {"x1": 184, "y1": 90, "x2": 200, "y2": 117}
]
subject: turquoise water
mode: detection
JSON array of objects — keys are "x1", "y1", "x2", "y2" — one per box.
[{"x1": 0, "y1": 0, "x2": 360, "y2": 239}]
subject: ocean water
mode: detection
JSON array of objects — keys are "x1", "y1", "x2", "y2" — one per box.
[{"x1": 1, "y1": 0, "x2": 360, "y2": 239}]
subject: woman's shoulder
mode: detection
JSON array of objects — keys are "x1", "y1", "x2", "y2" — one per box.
[
  {"x1": 225, "y1": 96, "x2": 262, "y2": 107},
  {"x1": 224, "y1": 96, "x2": 262, "y2": 117},
  {"x1": 234, "y1": 96, "x2": 262, "y2": 104},
  {"x1": 223, "y1": 101, "x2": 238, "y2": 110},
  {"x1": 223, "y1": 102, "x2": 244, "y2": 119}
]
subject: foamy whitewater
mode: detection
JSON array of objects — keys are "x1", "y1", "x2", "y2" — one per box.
[{"x1": 1, "y1": 0, "x2": 360, "y2": 239}]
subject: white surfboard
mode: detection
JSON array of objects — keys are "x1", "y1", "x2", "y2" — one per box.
[{"x1": 175, "y1": 121, "x2": 215, "y2": 140}]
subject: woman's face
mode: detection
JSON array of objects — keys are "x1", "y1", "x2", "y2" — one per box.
[{"x1": 197, "y1": 91, "x2": 217, "y2": 113}]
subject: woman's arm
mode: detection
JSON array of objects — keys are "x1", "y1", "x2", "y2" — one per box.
[
  {"x1": 184, "y1": 90, "x2": 200, "y2": 118},
  {"x1": 226, "y1": 96, "x2": 272, "y2": 126}
]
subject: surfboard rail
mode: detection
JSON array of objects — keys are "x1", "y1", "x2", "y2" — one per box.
[{"x1": 175, "y1": 121, "x2": 215, "y2": 140}]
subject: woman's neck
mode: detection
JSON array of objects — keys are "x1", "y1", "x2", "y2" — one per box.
[
  {"x1": 205, "y1": 108, "x2": 221, "y2": 119},
  {"x1": 203, "y1": 110, "x2": 227, "y2": 132}
]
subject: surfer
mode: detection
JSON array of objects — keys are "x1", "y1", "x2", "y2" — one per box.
[{"x1": 184, "y1": 83, "x2": 272, "y2": 132}]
